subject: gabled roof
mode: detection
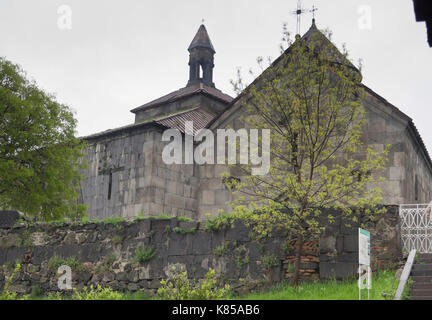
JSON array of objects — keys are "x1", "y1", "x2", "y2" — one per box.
[
  {"x1": 206, "y1": 20, "x2": 432, "y2": 174},
  {"x1": 130, "y1": 83, "x2": 233, "y2": 114},
  {"x1": 208, "y1": 20, "x2": 361, "y2": 128},
  {"x1": 188, "y1": 24, "x2": 216, "y2": 52}
]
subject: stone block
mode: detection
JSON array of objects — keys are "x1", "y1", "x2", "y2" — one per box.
[
  {"x1": 184, "y1": 198, "x2": 197, "y2": 211},
  {"x1": 167, "y1": 233, "x2": 188, "y2": 256},
  {"x1": 191, "y1": 232, "x2": 212, "y2": 255},
  {"x1": 335, "y1": 252, "x2": 358, "y2": 263},
  {"x1": 0, "y1": 211, "x2": 22, "y2": 229},
  {"x1": 178, "y1": 221, "x2": 198, "y2": 231},
  {"x1": 343, "y1": 235, "x2": 358, "y2": 252},
  {"x1": 165, "y1": 193, "x2": 185, "y2": 209},
  {"x1": 389, "y1": 166, "x2": 405, "y2": 181},
  {"x1": 225, "y1": 221, "x2": 250, "y2": 242},
  {"x1": 319, "y1": 235, "x2": 336, "y2": 253},
  {"x1": 215, "y1": 189, "x2": 230, "y2": 205},
  {"x1": 319, "y1": 262, "x2": 357, "y2": 279},
  {"x1": 393, "y1": 152, "x2": 405, "y2": 167},
  {"x1": 201, "y1": 190, "x2": 215, "y2": 205}
]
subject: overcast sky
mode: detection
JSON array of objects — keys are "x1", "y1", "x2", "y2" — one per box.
[{"x1": 0, "y1": 0, "x2": 431, "y2": 152}]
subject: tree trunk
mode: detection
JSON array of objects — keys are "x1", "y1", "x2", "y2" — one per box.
[{"x1": 293, "y1": 233, "x2": 304, "y2": 286}]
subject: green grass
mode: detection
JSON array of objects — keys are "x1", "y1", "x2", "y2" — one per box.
[
  {"x1": 240, "y1": 270, "x2": 408, "y2": 300},
  {"x1": 148, "y1": 214, "x2": 174, "y2": 219},
  {"x1": 134, "y1": 245, "x2": 156, "y2": 263},
  {"x1": 47, "y1": 255, "x2": 85, "y2": 272},
  {"x1": 177, "y1": 216, "x2": 194, "y2": 222}
]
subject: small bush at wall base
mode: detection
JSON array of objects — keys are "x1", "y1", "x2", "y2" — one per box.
[
  {"x1": 262, "y1": 254, "x2": 279, "y2": 270},
  {"x1": 156, "y1": 266, "x2": 230, "y2": 300},
  {"x1": 71, "y1": 285, "x2": 124, "y2": 300},
  {"x1": 0, "y1": 263, "x2": 21, "y2": 300},
  {"x1": 135, "y1": 245, "x2": 156, "y2": 263}
]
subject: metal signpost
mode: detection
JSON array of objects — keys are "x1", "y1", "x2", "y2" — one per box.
[{"x1": 358, "y1": 228, "x2": 371, "y2": 300}]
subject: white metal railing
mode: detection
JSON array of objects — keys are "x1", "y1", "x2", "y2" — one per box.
[{"x1": 399, "y1": 204, "x2": 432, "y2": 253}]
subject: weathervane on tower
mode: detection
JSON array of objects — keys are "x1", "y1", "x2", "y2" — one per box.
[{"x1": 310, "y1": 5, "x2": 318, "y2": 22}]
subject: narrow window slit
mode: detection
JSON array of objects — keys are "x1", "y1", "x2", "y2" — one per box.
[{"x1": 108, "y1": 171, "x2": 112, "y2": 200}]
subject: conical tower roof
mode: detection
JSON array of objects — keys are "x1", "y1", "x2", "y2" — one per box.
[{"x1": 188, "y1": 24, "x2": 216, "y2": 52}]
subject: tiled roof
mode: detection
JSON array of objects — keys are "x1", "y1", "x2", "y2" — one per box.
[
  {"x1": 81, "y1": 107, "x2": 216, "y2": 141},
  {"x1": 156, "y1": 107, "x2": 215, "y2": 136},
  {"x1": 130, "y1": 83, "x2": 233, "y2": 114},
  {"x1": 188, "y1": 24, "x2": 215, "y2": 52}
]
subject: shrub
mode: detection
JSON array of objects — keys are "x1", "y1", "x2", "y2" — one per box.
[
  {"x1": 48, "y1": 255, "x2": 85, "y2": 272},
  {"x1": 102, "y1": 254, "x2": 116, "y2": 272},
  {"x1": 71, "y1": 285, "x2": 123, "y2": 300},
  {"x1": 262, "y1": 254, "x2": 279, "y2": 270},
  {"x1": 0, "y1": 263, "x2": 21, "y2": 300},
  {"x1": 135, "y1": 245, "x2": 156, "y2": 263},
  {"x1": 205, "y1": 214, "x2": 237, "y2": 232},
  {"x1": 172, "y1": 227, "x2": 196, "y2": 235},
  {"x1": 156, "y1": 266, "x2": 230, "y2": 300}
]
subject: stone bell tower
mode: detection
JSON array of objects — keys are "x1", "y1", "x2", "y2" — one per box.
[{"x1": 187, "y1": 24, "x2": 216, "y2": 87}]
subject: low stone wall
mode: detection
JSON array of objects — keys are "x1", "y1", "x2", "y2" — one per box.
[
  {"x1": 0, "y1": 219, "x2": 287, "y2": 296},
  {"x1": 0, "y1": 206, "x2": 402, "y2": 296}
]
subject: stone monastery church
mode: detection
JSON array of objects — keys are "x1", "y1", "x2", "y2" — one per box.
[{"x1": 79, "y1": 21, "x2": 432, "y2": 221}]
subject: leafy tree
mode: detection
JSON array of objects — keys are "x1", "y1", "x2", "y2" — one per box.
[
  {"x1": 227, "y1": 26, "x2": 388, "y2": 285},
  {"x1": 0, "y1": 57, "x2": 86, "y2": 221}
]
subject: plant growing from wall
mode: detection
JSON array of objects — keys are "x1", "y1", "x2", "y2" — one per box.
[
  {"x1": 172, "y1": 227, "x2": 196, "y2": 235},
  {"x1": 134, "y1": 245, "x2": 156, "y2": 263},
  {"x1": 102, "y1": 254, "x2": 116, "y2": 272},
  {"x1": 0, "y1": 263, "x2": 21, "y2": 300},
  {"x1": 228, "y1": 25, "x2": 389, "y2": 285},
  {"x1": 205, "y1": 214, "x2": 237, "y2": 232},
  {"x1": 47, "y1": 255, "x2": 85, "y2": 272},
  {"x1": 112, "y1": 235, "x2": 123, "y2": 245},
  {"x1": 261, "y1": 254, "x2": 279, "y2": 270},
  {"x1": 236, "y1": 252, "x2": 250, "y2": 269},
  {"x1": 213, "y1": 241, "x2": 229, "y2": 257}
]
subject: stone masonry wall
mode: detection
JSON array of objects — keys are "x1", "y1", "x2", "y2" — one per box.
[
  {"x1": 0, "y1": 219, "x2": 286, "y2": 296},
  {"x1": 81, "y1": 126, "x2": 199, "y2": 221},
  {"x1": 0, "y1": 207, "x2": 401, "y2": 296}
]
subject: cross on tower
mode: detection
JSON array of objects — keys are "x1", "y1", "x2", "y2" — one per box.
[{"x1": 291, "y1": 0, "x2": 307, "y2": 35}]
